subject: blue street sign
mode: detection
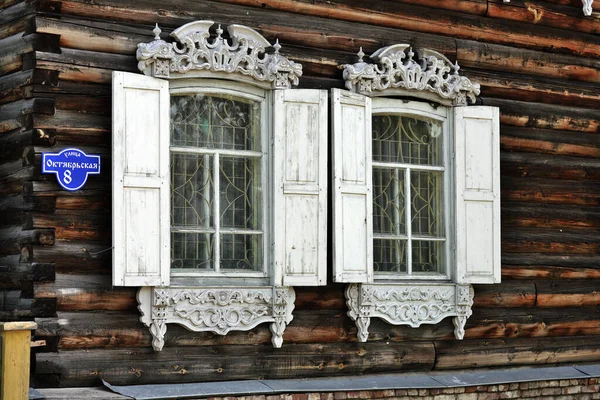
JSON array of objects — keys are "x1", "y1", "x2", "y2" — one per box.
[{"x1": 42, "y1": 148, "x2": 101, "y2": 191}]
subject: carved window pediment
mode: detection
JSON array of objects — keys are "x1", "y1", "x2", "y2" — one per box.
[
  {"x1": 342, "y1": 44, "x2": 480, "y2": 106},
  {"x1": 136, "y1": 20, "x2": 302, "y2": 88}
]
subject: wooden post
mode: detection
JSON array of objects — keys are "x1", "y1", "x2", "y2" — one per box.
[{"x1": 0, "y1": 322, "x2": 37, "y2": 400}]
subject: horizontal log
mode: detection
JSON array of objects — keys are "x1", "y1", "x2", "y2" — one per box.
[
  {"x1": 501, "y1": 203, "x2": 600, "y2": 230},
  {"x1": 32, "y1": 109, "x2": 110, "y2": 135},
  {"x1": 74, "y1": 0, "x2": 600, "y2": 57},
  {"x1": 457, "y1": 39, "x2": 600, "y2": 84},
  {"x1": 487, "y1": 0, "x2": 600, "y2": 35},
  {"x1": 0, "y1": 97, "x2": 56, "y2": 133},
  {"x1": 473, "y1": 281, "x2": 536, "y2": 308},
  {"x1": 0, "y1": 262, "x2": 54, "y2": 289},
  {"x1": 0, "y1": 194, "x2": 55, "y2": 213},
  {"x1": 23, "y1": 240, "x2": 111, "y2": 273},
  {"x1": 0, "y1": 69, "x2": 59, "y2": 105},
  {"x1": 0, "y1": 226, "x2": 54, "y2": 245},
  {"x1": 502, "y1": 228, "x2": 600, "y2": 254},
  {"x1": 501, "y1": 178, "x2": 599, "y2": 206},
  {"x1": 0, "y1": 1, "x2": 36, "y2": 28},
  {"x1": 465, "y1": 307, "x2": 600, "y2": 339},
  {"x1": 536, "y1": 280, "x2": 600, "y2": 308},
  {"x1": 502, "y1": 266, "x2": 600, "y2": 280},
  {"x1": 32, "y1": 80, "x2": 111, "y2": 98},
  {"x1": 25, "y1": 210, "x2": 111, "y2": 241},
  {"x1": 34, "y1": 274, "x2": 137, "y2": 312},
  {"x1": 482, "y1": 98, "x2": 600, "y2": 133},
  {"x1": 500, "y1": 126, "x2": 600, "y2": 158},
  {"x1": 502, "y1": 253, "x2": 600, "y2": 268},
  {"x1": 35, "y1": 341, "x2": 436, "y2": 387},
  {"x1": 465, "y1": 68, "x2": 600, "y2": 109},
  {"x1": 501, "y1": 151, "x2": 600, "y2": 181},
  {"x1": 0, "y1": 290, "x2": 55, "y2": 319},
  {"x1": 54, "y1": 194, "x2": 109, "y2": 211},
  {"x1": 434, "y1": 336, "x2": 600, "y2": 370}
]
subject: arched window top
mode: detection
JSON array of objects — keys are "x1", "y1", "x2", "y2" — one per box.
[
  {"x1": 342, "y1": 44, "x2": 480, "y2": 106},
  {"x1": 136, "y1": 20, "x2": 303, "y2": 89}
]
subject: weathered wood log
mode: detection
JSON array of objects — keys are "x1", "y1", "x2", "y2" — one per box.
[
  {"x1": 34, "y1": 274, "x2": 137, "y2": 312},
  {"x1": 500, "y1": 152, "x2": 600, "y2": 181},
  {"x1": 0, "y1": 290, "x2": 55, "y2": 319},
  {"x1": 482, "y1": 98, "x2": 600, "y2": 133},
  {"x1": 22, "y1": 240, "x2": 111, "y2": 273},
  {"x1": 536, "y1": 281, "x2": 600, "y2": 308},
  {"x1": 473, "y1": 281, "x2": 536, "y2": 308},
  {"x1": 500, "y1": 127, "x2": 600, "y2": 158},
  {"x1": 0, "y1": 194, "x2": 55, "y2": 213},
  {"x1": 487, "y1": 0, "x2": 600, "y2": 35},
  {"x1": 31, "y1": 80, "x2": 111, "y2": 98},
  {"x1": 501, "y1": 178, "x2": 599, "y2": 206},
  {"x1": 54, "y1": 194, "x2": 109, "y2": 211},
  {"x1": 0, "y1": 226, "x2": 54, "y2": 245},
  {"x1": 457, "y1": 40, "x2": 600, "y2": 84},
  {"x1": 502, "y1": 265, "x2": 600, "y2": 280},
  {"x1": 78, "y1": 0, "x2": 600, "y2": 57},
  {"x1": 465, "y1": 68, "x2": 600, "y2": 109},
  {"x1": 0, "y1": 69, "x2": 59, "y2": 105},
  {"x1": 502, "y1": 228, "x2": 600, "y2": 254},
  {"x1": 32, "y1": 109, "x2": 110, "y2": 135},
  {"x1": 25, "y1": 210, "x2": 111, "y2": 241},
  {"x1": 0, "y1": 32, "x2": 59, "y2": 75},
  {"x1": 502, "y1": 253, "x2": 600, "y2": 269},
  {"x1": 35, "y1": 341, "x2": 436, "y2": 387},
  {"x1": 501, "y1": 203, "x2": 600, "y2": 231},
  {"x1": 0, "y1": 262, "x2": 54, "y2": 289},
  {"x1": 0, "y1": 98, "x2": 55, "y2": 133},
  {"x1": 435, "y1": 336, "x2": 600, "y2": 370}
]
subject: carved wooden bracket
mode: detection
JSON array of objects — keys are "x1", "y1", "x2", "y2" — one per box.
[
  {"x1": 345, "y1": 283, "x2": 474, "y2": 341},
  {"x1": 136, "y1": 21, "x2": 302, "y2": 88},
  {"x1": 342, "y1": 44, "x2": 480, "y2": 106},
  {"x1": 138, "y1": 286, "x2": 295, "y2": 351}
]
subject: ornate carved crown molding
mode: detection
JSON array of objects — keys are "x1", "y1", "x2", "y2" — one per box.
[
  {"x1": 136, "y1": 21, "x2": 302, "y2": 88},
  {"x1": 342, "y1": 45, "x2": 480, "y2": 106},
  {"x1": 345, "y1": 283, "x2": 474, "y2": 342},
  {"x1": 138, "y1": 286, "x2": 295, "y2": 351}
]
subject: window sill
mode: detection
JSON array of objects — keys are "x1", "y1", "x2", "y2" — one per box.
[
  {"x1": 345, "y1": 282, "x2": 474, "y2": 341},
  {"x1": 137, "y1": 286, "x2": 295, "y2": 351}
]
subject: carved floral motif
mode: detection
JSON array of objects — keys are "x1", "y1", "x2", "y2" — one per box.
[
  {"x1": 136, "y1": 21, "x2": 302, "y2": 88},
  {"x1": 138, "y1": 287, "x2": 295, "y2": 351},
  {"x1": 342, "y1": 45, "x2": 480, "y2": 105},
  {"x1": 345, "y1": 283, "x2": 474, "y2": 341}
]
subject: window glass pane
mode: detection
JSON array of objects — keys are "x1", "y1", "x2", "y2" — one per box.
[
  {"x1": 373, "y1": 167, "x2": 405, "y2": 235},
  {"x1": 171, "y1": 232, "x2": 214, "y2": 270},
  {"x1": 220, "y1": 233, "x2": 262, "y2": 271},
  {"x1": 411, "y1": 170, "x2": 444, "y2": 237},
  {"x1": 373, "y1": 239, "x2": 407, "y2": 273},
  {"x1": 372, "y1": 115, "x2": 442, "y2": 165},
  {"x1": 412, "y1": 240, "x2": 443, "y2": 274},
  {"x1": 220, "y1": 156, "x2": 261, "y2": 230},
  {"x1": 170, "y1": 94, "x2": 260, "y2": 151},
  {"x1": 171, "y1": 153, "x2": 213, "y2": 228}
]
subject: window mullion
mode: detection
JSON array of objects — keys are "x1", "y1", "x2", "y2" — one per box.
[
  {"x1": 202, "y1": 154, "x2": 211, "y2": 263},
  {"x1": 214, "y1": 153, "x2": 220, "y2": 273},
  {"x1": 405, "y1": 167, "x2": 412, "y2": 275}
]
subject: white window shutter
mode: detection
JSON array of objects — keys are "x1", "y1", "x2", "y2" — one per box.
[
  {"x1": 112, "y1": 71, "x2": 170, "y2": 287},
  {"x1": 331, "y1": 89, "x2": 373, "y2": 283},
  {"x1": 454, "y1": 106, "x2": 501, "y2": 284},
  {"x1": 272, "y1": 89, "x2": 328, "y2": 286}
]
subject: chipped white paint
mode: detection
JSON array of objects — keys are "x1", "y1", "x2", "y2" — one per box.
[
  {"x1": 345, "y1": 283, "x2": 474, "y2": 341},
  {"x1": 331, "y1": 89, "x2": 373, "y2": 283},
  {"x1": 454, "y1": 106, "x2": 501, "y2": 284},
  {"x1": 137, "y1": 286, "x2": 295, "y2": 350},
  {"x1": 272, "y1": 89, "x2": 328, "y2": 286},
  {"x1": 112, "y1": 71, "x2": 170, "y2": 287}
]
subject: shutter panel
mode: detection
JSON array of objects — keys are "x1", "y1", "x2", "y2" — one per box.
[
  {"x1": 454, "y1": 106, "x2": 501, "y2": 284},
  {"x1": 331, "y1": 89, "x2": 373, "y2": 283},
  {"x1": 272, "y1": 89, "x2": 328, "y2": 286},
  {"x1": 112, "y1": 71, "x2": 170, "y2": 287}
]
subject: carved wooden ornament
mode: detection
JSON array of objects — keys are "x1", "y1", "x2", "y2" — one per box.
[
  {"x1": 345, "y1": 283, "x2": 474, "y2": 341},
  {"x1": 138, "y1": 287, "x2": 296, "y2": 351},
  {"x1": 342, "y1": 45, "x2": 480, "y2": 106},
  {"x1": 136, "y1": 21, "x2": 302, "y2": 88}
]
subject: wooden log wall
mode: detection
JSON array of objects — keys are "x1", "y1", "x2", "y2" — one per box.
[{"x1": 0, "y1": 0, "x2": 599, "y2": 388}]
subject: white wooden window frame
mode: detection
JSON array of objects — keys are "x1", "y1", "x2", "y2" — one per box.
[
  {"x1": 336, "y1": 44, "x2": 500, "y2": 343},
  {"x1": 169, "y1": 81, "x2": 270, "y2": 283},
  {"x1": 371, "y1": 99, "x2": 452, "y2": 282},
  {"x1": 114, "y1": 20, "x2": 327, "y2": 352}
]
